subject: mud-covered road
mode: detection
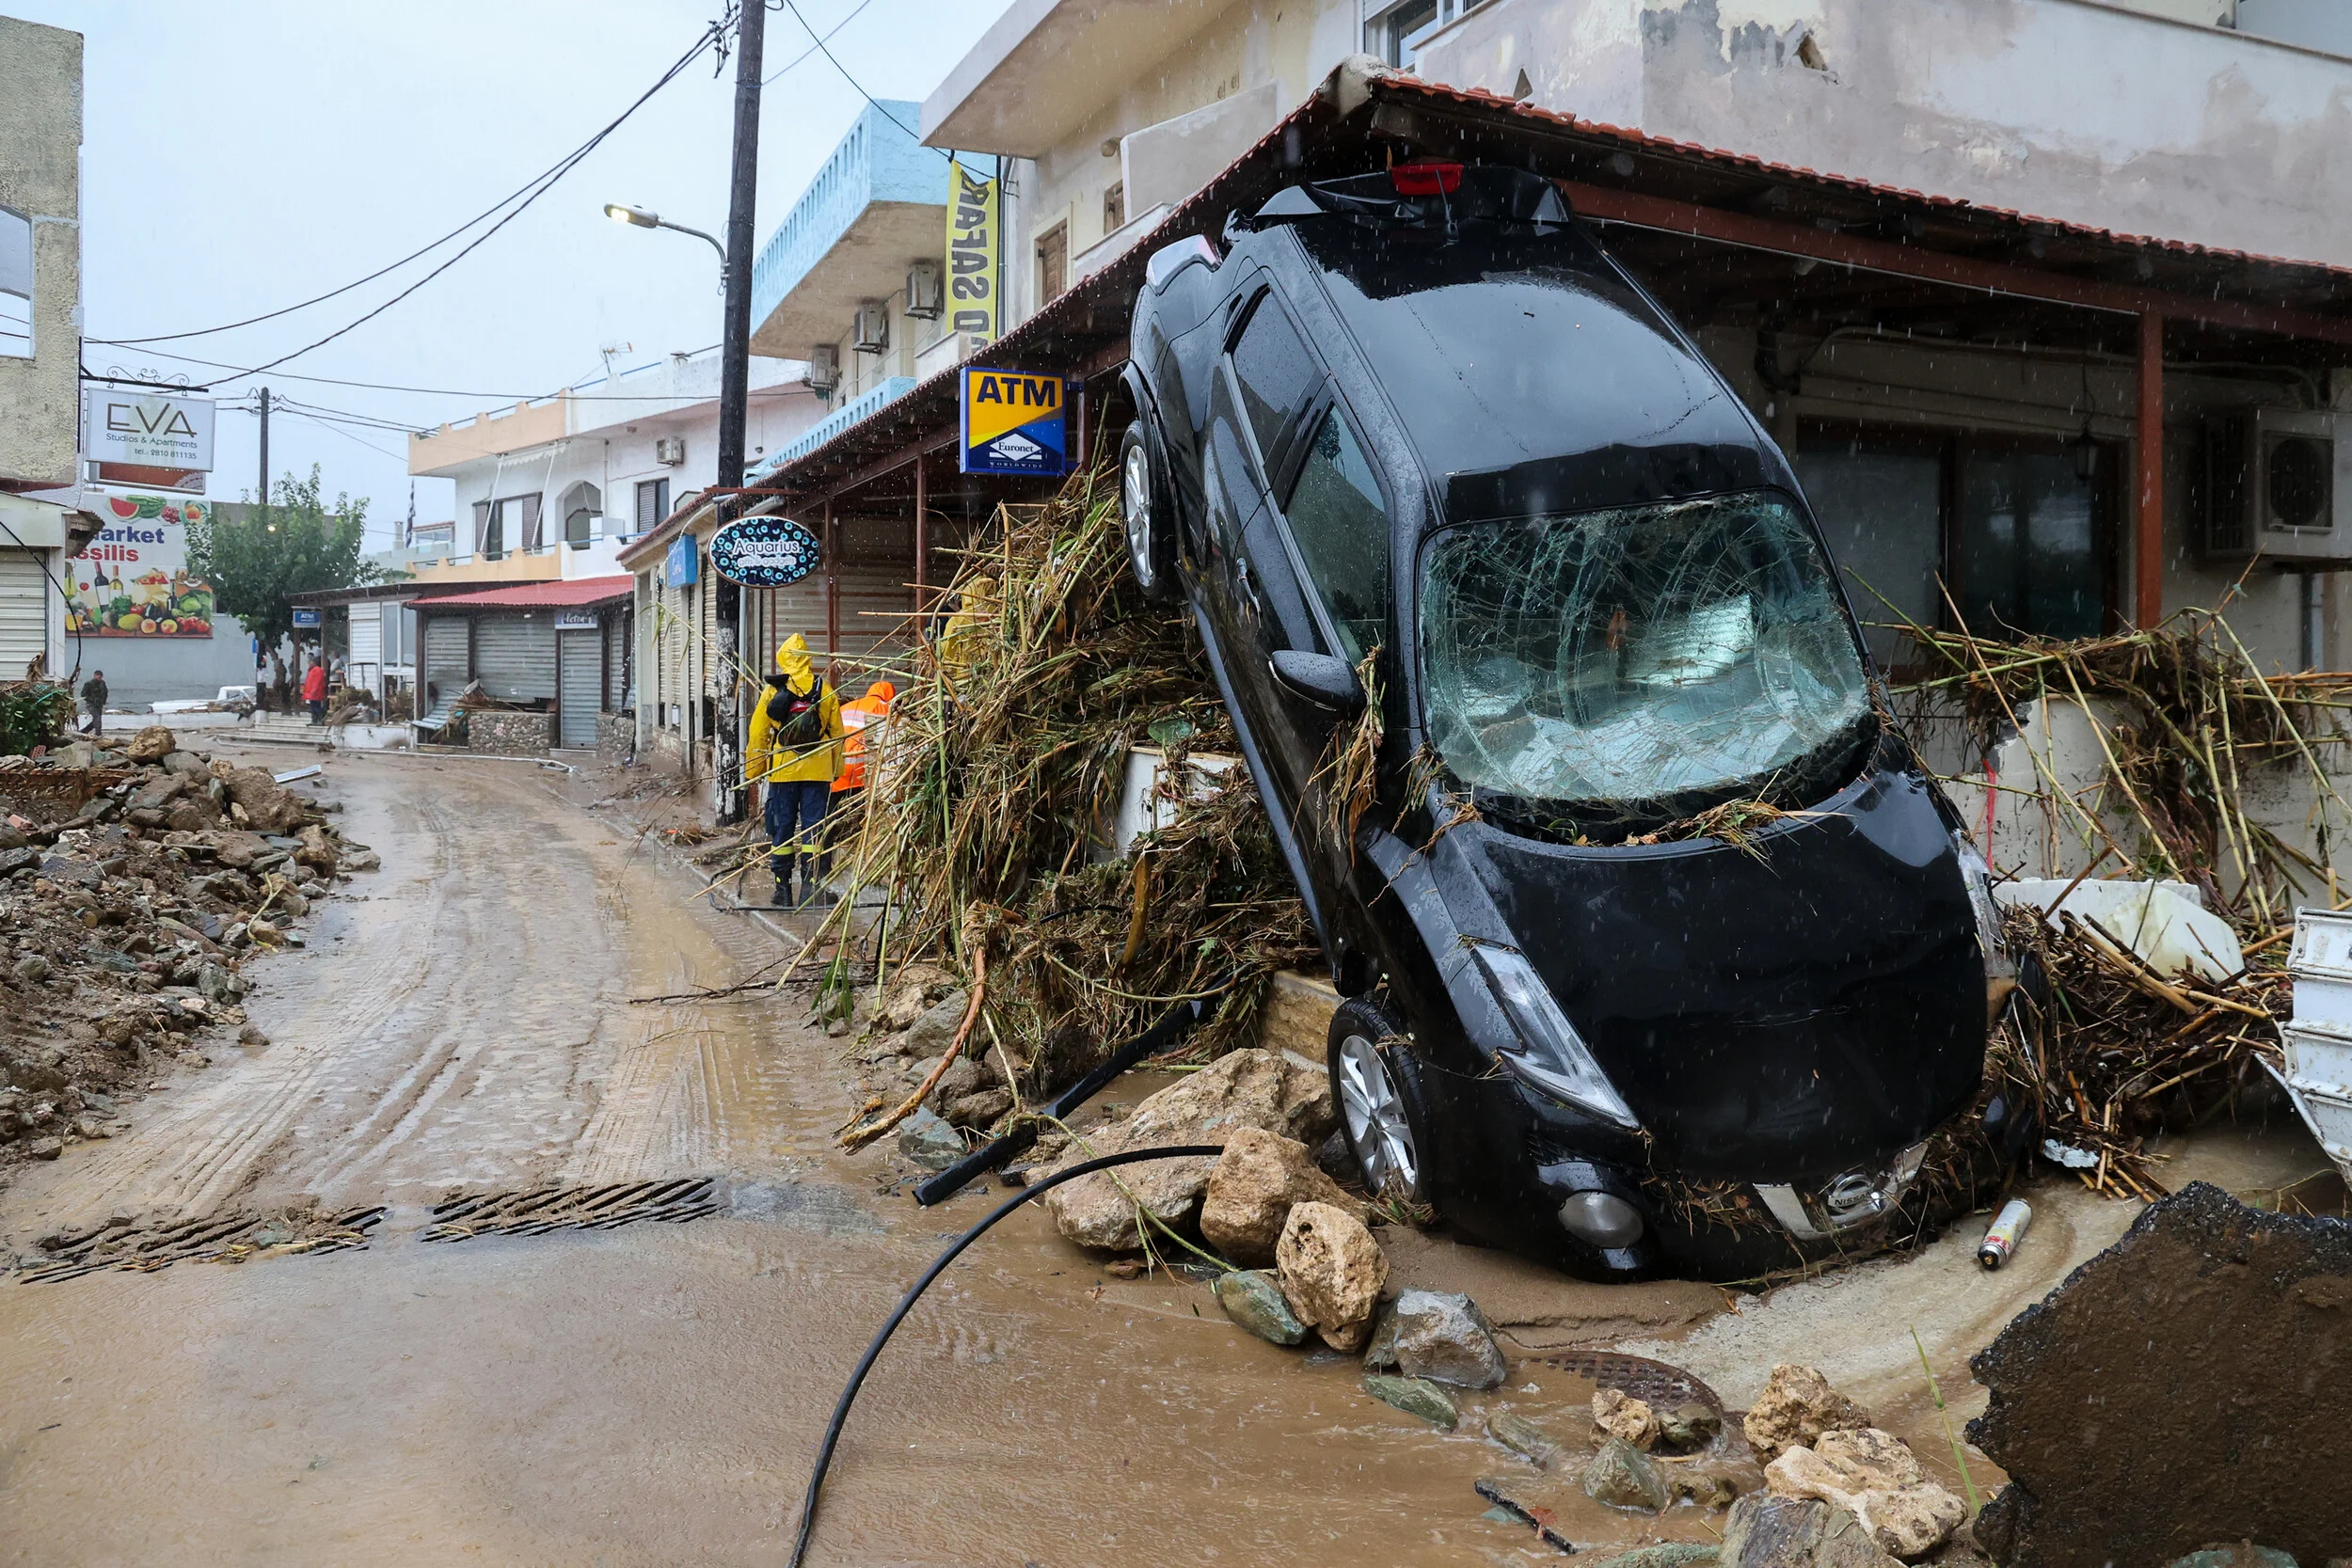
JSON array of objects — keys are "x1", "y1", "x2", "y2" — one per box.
[{"x1": 0, "y1": 752, "x2": 1716, "y2": 1566}]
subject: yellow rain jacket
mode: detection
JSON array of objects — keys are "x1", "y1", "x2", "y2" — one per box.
[
  {"x1": 936, "y1": 575, "x2": 999, "y2": 689},
  {"x1": 746, "y1": 635, "x2": 844, "y2": 785}
]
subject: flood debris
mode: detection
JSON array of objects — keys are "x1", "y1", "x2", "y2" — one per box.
[
  {"x1": 1967, "y1": 1180, "x2": 2352, "y2": 1567},
  {"x1": 1764, "y1": 1430, "x2": 1967, "y2": 1560},
  {"x1": 1211, "y1": 1268, "x2": 1305, "y2": 1345},
  {"x1": 1975, "y1": 1199, "x2": 2032, "y2": 1270},
  {"x1": 18, "y1": 1199, "x2": 386, "y2": 1281},
  {"x1": 1275, "y1": 1199, "x2": 1388, "y2": 1352},
  {"x1": 1742, "y1": 1364, "x2": 1873, "y2": 1463},
  {"x1": 1200, "y1": 1125, "x2": 1369, "y2": 1265},
  {"x1": 1363, "y1": 1288, "x2": 1507, "y2": 1389},
  {"x1": 1365, "y1": 1371, "x2": 1458, "y2": 1430},
  {"x1": 0, "y1": 726, "x2": 374, "y2": 1178},
  {"x1": 1583, "y1": 1435, "x2": 1673, "y2": 1513}
]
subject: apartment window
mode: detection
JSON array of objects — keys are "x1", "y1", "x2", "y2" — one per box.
[
  {"x1": 561, "y1": 481, "x2": 601, "y2": 548},
  {"x1": 1037, "y1": 222, "x2": 1069, "y2": 306},
  {"x1": 1103, "y1": 182, "x2": 1125, "y2": 236},
  {"x1": 474, "y1": 493, "x2": 541, "y2": 558},
  {"x1": 1369, "y1": 0, "x2": 1486, "y2": 67},
  {"x1": 0, "y1": 207, "x2": 31, "y2": 358},
  {"x1": 634, "y1": 477, "x2": 671, "y2": 533}
]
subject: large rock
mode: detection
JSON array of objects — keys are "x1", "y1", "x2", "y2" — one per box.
[
  {"x1": 1721, "y1": 1494, "x2": 1899, "y2": 1568},
  {"x1": 1744, "y1": 1363, "x2": 1872, "y2": 1462},
  {"x1": 1595, "y1": 1386, "x2": 1662, "y2": 1449},
  {"x1": 1276, "y1": 1199, "x2": 1386, "y2": 1351},
  {"x1": 294, "y1": 824, "x2": 338, "y2": 871},
  {"x1": 1582, "y1": 1435, "x2": 1671, "y2": 1513},
  {"x1": 1487, "y1": 1410, "x2": 1564, "y2": 1467},
  {"x1": 895, "y1": 1107, "x2": 963, "y2": 1169},
  {"x1": 944, "y1": 1087, "x2": 1012, "y2": 1129},
  {"x1": 900, "y1": 990, "x2": 971, "y2": 1057},
  {"x1": 1375, "y1": 1288, "x2": 1507, "y2": 1388},
  {"x1": 876, "y1": 965, "x2": 958, "y2": 1031},
  {"x1": 129, "y1": 774, "x2": 184, "y2": 813},
  {"x1": 124, "y1": 725, "x2": 176, "y2": 763},
  {"x1": 1212, "y1": 1269, "x2": 1305, "y2": 1345},
  {"x1": 1969, "y1": 1181, "x2": 2352, "y2": 1568},
  {"x1": 1041, "y1": 1049, "x2": 1336, "y2": 1251},
  {"x1": 1200, "y1": 1126, "x2": 1367, "y2": 1265},
  {"x1": 1767, "y1": 1430, "x2": 1964, "y2": 1559},
  {"x1": 1362, "y1": 1372, "x2": 1457, "y2": 1430},
  {"x1": 217, "y1": 768, "x2": 308, "y2": 834}
]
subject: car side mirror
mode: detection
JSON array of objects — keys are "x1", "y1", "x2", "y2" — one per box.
[{"x1": 1270, "y1": 650, "x2": 1364, "y2": 713}]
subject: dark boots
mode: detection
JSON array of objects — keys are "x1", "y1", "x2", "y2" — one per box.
[{"x1": 770, "y1": 854, "x2": 793, "y2": 907}]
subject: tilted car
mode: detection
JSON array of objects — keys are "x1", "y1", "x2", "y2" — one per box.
[{"x1": 1117, "y1": 163, "x2": 2028, "y2": 1281}]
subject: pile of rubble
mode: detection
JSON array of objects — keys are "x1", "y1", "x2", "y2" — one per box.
[{"x1": 0, "y1": 725, "x2": 377, "y2": 1169}]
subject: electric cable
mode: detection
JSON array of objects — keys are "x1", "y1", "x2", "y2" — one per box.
[
  {"x1": 787, "y1": 1144, "x2": 1225, "y2": 1568},
  {"x1": 90, "y1": 21, "x2": 725, "y2": 352},
  {"x1": 762, "y1": 0, "x2": 876, "y2": 84},
  {"x1": 98, "y1": 344, "x2": 809, "y2": 405},
  {"x1": 774, "y1": 0, "x2": 954, "y2": 163}
]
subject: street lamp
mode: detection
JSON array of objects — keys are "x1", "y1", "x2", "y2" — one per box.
[{"x1": 603, "y1": 201, "x2": 728, "y2": 285}]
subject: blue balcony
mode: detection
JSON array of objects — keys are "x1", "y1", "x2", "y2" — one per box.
[
  {"x1": 752, "y1": 376, "x2": 916, "y2": 481},
  {"x1": 749, "y1": 100, "x2": 945, "y2": 356}
]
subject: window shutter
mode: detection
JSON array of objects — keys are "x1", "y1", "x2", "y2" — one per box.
[
  {"x1": 472, "y1": 500, "x2": 491, "y2": 553},
  {"x1": 521, "y1": 494, "x2": 544, "y2": 551}
]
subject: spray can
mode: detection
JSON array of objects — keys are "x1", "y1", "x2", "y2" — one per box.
[{"x1": 1978, "y1": 1198, "x2": 2033, "y2": 1270}]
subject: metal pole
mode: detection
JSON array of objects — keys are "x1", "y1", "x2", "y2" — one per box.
[
  {"x1": 257, "y1": 386, "x2": 270, "y2": 512},
  {"x1": 2134, "y1": 311, "x2": 2164, "y2": 630},
  {"x1": 914, "y1": 452, "x2": 929, "y2": 636},
  {"x1": 712, "y1": 0, "x2": 764, "y2": 827}
]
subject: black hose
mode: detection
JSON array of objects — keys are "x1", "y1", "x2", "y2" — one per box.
[{"x1": 788, "y1": 1143, "x2": 1225, "y2": 1568}]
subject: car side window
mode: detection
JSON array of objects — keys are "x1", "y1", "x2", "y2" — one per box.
[
  {"x1": 1229, "y1": 293, "x2": 1318, "y2": 477},
  {"x1": 1279, "y1": 406, "x2": 1391, "y2": 665}
]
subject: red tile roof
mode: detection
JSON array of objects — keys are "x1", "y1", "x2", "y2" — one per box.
[{"x1": 413, "y1": 575, "x2": 634, "y2": 610}]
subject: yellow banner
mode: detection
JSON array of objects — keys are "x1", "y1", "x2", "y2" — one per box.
[{"x1": 946, "y1": 159, "x2": 999, "y2": 344}]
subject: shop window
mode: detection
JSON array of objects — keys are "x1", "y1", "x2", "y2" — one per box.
[
  {"x1": 1957, "y1": 448, "x2": 2106, "y2": 641},
  {"x1": 0, "y1": 207, "x2": 28, "y2": 357}
]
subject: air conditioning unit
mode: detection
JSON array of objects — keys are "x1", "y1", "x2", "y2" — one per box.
[
  {"x1": 905, "y1": 259, "x2": 943, "y2": 321},
  {"x1": 805, "y1": 344, "x2": 839, "y2": 398},
  {"x1": 653, "y1": 436, "x2": 686, "y2": 467},
  {"x1": 2202, "y1": 408, "x2": 2344, "y2": 562},
  {"x1": 852, "y1": 299, "x2": 891, "y2": 354}
]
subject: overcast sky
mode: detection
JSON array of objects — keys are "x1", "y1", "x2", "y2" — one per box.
[{"x1": 21, "y1": 0, "x2": 1011, "y2": 546}]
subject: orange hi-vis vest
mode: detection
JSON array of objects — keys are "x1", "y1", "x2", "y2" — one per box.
[{"x1": 831, "y1": 683, "x2": 895, "y2": 793}]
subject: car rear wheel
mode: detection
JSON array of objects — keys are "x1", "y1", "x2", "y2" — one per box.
[
  {"x1": 1328, "y1": 998, "x2": 1424, "y2": 1203},
  {"x1": 1120, "y1": 420, "x2": 1175, "y2": 602}
]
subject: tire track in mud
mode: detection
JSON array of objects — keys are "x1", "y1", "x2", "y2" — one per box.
[{"x1": 9, "y1": 760, "x2": 806, "y2": 1231}]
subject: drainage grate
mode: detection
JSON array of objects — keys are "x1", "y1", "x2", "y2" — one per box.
[
  {"x1": 421, "y1": 1177, "x2": 722, "y2": 1242},
  {"x1": 1534, "y1": 1350, "x2": 1724, "y2": 1414},
  {"x1": 16, "y1": 1205, "x2": 387, "y2": 1282}
]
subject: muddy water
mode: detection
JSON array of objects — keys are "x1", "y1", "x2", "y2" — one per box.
[{"x1": 0, "y1": 753, "x2": 1716, "y2": 1566}]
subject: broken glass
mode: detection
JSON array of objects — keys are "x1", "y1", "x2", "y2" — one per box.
[{"x1": 1419, "y1": 491, "x2": 1870, "y2": 818}]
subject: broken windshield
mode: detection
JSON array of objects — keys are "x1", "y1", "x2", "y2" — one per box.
[{"x1": 1419, "y1": 491, "x2": 1871, "y2": 819}]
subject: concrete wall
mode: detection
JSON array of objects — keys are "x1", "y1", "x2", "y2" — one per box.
[
  {"x1": 0, "y1": 17, "x2": 82, "y2": 491},
  {"x1": 1421, "y1": 0, "x2": 2352, "y2": 270},
  {"x1": 84, "y1": 612, "x2": 264, "y2": 712}
]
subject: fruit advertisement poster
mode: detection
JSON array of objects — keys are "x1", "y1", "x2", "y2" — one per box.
[{"x1": 68, "y1": 492, "x2": 217, "y2": 639}]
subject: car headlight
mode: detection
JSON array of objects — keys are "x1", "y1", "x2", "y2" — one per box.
[
  {"x1": 1953, "y1": 833, "x2": 2018, "y2": 1025},
  {"x1": 1470, "y1": 944, "x2": 1640, "y2": 1129}
]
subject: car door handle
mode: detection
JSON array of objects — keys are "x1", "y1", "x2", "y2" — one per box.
[{"x1": 1234, "y1": 556, "x2": 1264, "y2": 621}]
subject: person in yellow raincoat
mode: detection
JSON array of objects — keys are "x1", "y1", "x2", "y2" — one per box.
[
  {"x1": 935, "y1": 575, "x2": 998, "y2": 692},
  {"x1": 746, "y1": 634, "x2": 844, "y2": 907},
  {"x1": 829, "y1": 680, "x2": 895, "y2": 797}
]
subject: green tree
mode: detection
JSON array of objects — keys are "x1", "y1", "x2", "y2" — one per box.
[{"x1": 187, "y1": 465, "x2": 381, "y2": 698}]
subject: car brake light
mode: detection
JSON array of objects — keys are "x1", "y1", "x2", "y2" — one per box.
[{"x1": 1391, "y1": 161, "x2": 1463, "y2": 198}]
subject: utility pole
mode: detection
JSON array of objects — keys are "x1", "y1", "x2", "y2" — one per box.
[
  {"x1": 711, "y1": 0, "x2": 763, "y2": 829},
  {"x1": 257, "y1": 386, "x2": 270, "y2": 515}
]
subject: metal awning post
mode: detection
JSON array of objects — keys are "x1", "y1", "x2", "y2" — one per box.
[
  {"x1": 914, "y1": 451, "x2": 929, "y2": 637},
  {"x1": 2136, "y1": 311, "x2": 2165, "y2": 630}
]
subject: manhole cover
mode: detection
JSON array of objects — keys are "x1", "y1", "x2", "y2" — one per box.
[
  {"x1": 421, "y1": 1177, "x2": 721, "y2": 1242},
  {"x1": 1534, "y1": 1350, "x2": 1724, "y2": 1414},
  {"x1": 16, "y1": 1204, "x2": 386, "y2": 1282}
]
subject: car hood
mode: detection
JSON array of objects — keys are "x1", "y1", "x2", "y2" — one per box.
[{"x1": 1441, "y1": 759, "x2": 1986, "y2": 1182}]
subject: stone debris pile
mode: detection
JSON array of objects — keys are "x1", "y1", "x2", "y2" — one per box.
[{"x1": 0, "y1": 726, "x2": 377, "y2": 1171}]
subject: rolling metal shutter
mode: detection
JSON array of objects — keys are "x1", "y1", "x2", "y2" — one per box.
[
  {"x1": 472, "y1": 613, "x2": 557, "y2": 701},
  {"x1": 557, "y1": 627, "x2": 600, "y2": 748},
  {"x1": 832, "y1": 561, "x2": 914, "y2": 690},
  {"x1": 0, "y1": 550, "x2": 46, "y2": 678},
  {"x1": 422, "y1": 616, "x2": 469, "y2": 705},
  {"x1": 347, "y1": 605, "x2": 382, "y2": 665}
]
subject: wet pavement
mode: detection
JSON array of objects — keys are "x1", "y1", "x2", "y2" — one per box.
[
  {"x1": 2, "y1": 749, "x2": 2336, "y2": 1565},
  {"x1": 0, "y1": 752, "x2": 1702, "y2": 1565}
]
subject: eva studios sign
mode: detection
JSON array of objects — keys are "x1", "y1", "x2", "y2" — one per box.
[{"x1": 80, "y1": 388, "x2": 215, "y2": 471}]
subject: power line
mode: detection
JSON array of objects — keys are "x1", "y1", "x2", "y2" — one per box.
[
  {"x1": 774, "y1": 0, "x2": 952, "y2": 162},
  {"x1": 762, "y1": 0, "x2": 877, "y2": 85},
  {"x1": 93, "y1": 20, "x2": 725, "y2": 377},
  {"x1": 103, "y1": 343, "x2": 809, "y2": 404}
]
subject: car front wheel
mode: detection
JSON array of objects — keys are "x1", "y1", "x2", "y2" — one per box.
[
  {"x1": 1119, "y1": 420, "x2": 1175, "y2": 602},
  {"x1": 1328, "y1": 997, "x2": 1424, "y2": 1204}
]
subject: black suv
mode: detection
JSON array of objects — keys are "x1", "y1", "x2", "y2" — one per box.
[{"x1": 1118, "y1": 164, "x2": 2022, "y2": 1280}]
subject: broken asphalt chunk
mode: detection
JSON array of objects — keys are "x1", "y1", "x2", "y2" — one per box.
[{"x1": 1968, "y1": 1180, "x2": 2352, "y2": 1568}]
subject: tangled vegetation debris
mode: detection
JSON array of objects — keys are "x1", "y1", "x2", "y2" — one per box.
[{"x1": 803, "y1": 466, "x2": 1316, "y2": 1125}]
